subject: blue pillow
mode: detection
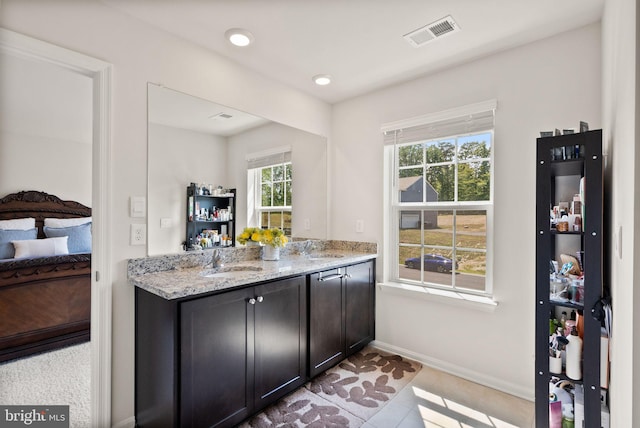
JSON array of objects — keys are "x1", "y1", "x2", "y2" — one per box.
[
  {"x1": 0, "y1": 228, "x2": 38, "y2": 259},
  {"x1": 44, "y1": 222, "x2": 92, "y2": 254}
]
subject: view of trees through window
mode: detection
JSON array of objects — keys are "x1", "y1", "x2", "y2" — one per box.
[
  {"x1": 259, "y1": 162, "x2": 292, "y2": 235},
  {"x1": 398, "y1": 134, "x2": 491, "y2": 202},
  {"x1": 395, "y1": 133, "x2": 491, "y2": 292}
]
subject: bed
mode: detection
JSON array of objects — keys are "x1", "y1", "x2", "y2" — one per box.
[{"x1": 0, "y1": 190, "x2": 91, "y2": 362}]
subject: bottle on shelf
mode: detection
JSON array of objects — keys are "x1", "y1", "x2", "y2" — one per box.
[{"x1": 565, "y1": 326, "x2": 583, "y2": 380}]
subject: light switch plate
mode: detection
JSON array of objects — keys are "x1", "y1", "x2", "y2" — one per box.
[
  {"x1": 355, "y1": 219, "x2": 364, "y2": 233},
  {"x1": 130, "y1": 196, "x2": 146, "y2": 218}
]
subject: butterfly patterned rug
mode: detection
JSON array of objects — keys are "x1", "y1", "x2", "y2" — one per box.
[{"x1": 239, "y1": 346, "x2": 422, "y2": 427}]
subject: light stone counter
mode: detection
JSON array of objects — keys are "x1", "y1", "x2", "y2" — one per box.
[{"x1": 128, "y1": 240, "x2": 377, "y2": 300}]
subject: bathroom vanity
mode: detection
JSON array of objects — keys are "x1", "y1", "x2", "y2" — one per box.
[{"x1": 129, "y1": 241, "x2": 376, "y2": 428}]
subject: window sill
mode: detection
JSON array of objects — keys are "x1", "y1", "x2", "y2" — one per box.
[{"x1": 377, "y1": 281, "x2": 498, "y2": 312}]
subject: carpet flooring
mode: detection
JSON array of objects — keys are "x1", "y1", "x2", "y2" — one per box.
[
  {"x1": 0, "y1": 342, "x2": 91, "y2": 428},
  {"x1": 240, "y1": 347, "x2": 422, "y2": 427}
]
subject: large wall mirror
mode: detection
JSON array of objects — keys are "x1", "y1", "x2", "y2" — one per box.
[{"x1": 147, "y1": 84, "x2": 328, "y2": 256}]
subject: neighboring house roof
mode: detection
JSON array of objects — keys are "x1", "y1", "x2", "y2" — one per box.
[{"x1": 398, "y1": 176, "x2": 422, "y2": 191}]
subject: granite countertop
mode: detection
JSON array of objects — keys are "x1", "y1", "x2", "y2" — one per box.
[{"x1": 128, "y1": 240, "x2": 377, "y2": 300}]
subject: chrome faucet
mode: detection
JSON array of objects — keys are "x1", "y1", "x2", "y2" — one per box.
[
  {"x1": 301, "y1": 240, "x2": 314, "y2": 257},
  {"x1": 210, "y1": 249, "x2": 223, "y2": 269}
]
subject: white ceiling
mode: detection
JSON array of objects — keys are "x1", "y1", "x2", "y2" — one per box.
[
  {"x1": 102, "y1": 0, "x2": 604, "y2": 104},
  {"x1": 148, "y1": 85, "x2": 269, "y2": 136}
]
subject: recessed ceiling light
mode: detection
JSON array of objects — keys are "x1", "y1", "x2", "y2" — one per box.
[
  {"x1": 225, "y1": 28, "x2": 254, "y2": 47},
  {"x1": 313, "y1": 74, "x2": 332, "y2": 86}
]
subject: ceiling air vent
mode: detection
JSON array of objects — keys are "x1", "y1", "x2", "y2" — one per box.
[
  {"x1": 208, "y1": 112, "x2": 233, "y2": 120},
  {"x1": 403, "y1": 15, "x2": 460, "y2": 47}
]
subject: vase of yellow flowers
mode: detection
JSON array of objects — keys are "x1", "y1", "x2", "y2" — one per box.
[
  {"x1": 260, "y1": 228, "x2": 287, "y2": 261},
  {"x1": 237, "y1": 227, "x2": 263, "y2": 246},
  {"x1": 237, "y1": 227, "x2": 288, "y2": 260},
  {"x1": 262, "y1": 245, "x2": 280, "y2": 261}
]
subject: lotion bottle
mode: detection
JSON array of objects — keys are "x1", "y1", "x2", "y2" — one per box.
[{"x1": 566, "y1": 326, "x2": 583, "y2": 380}]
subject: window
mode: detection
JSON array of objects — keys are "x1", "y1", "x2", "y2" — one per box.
[
  {"x1": 257, "y1": 161, "x2": 292, "y2": 234},
  {"x1": 247, "y1": 147, "x2": 292, "y2": 235},
  {"x1": 383, "y1": 101, "x2": 495, "y2": 296}
]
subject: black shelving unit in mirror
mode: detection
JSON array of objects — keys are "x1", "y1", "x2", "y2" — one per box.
[{"x1": 186, "y1": 183, "x2": 236, "y2": 250}]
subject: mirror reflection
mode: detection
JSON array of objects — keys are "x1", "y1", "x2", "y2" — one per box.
[{"x1": 147, "y1": 84, "x2": 328, "y2": 256}]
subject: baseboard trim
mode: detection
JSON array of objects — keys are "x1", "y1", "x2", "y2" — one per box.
[
  {"x1": 371, "y1": 340, "x2": 534, "y2": 402},
  {"x1": 112, "y1": 416, "x2": 135, "y2": 428}
]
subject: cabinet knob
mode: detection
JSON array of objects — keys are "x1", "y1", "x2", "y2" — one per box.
[
  {"x1": 248, "y1": 298, "x2": 256, "y2": 305},
  {"x1": 257, "y1": 296, "x2": 264, "y2": 303}
]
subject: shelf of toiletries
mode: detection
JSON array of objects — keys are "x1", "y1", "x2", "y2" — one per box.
[
  {"x1": 536, "y1": 129, "x2": 607, "y2": 428},
  {"x1": 186, "y1": 183, "x2": 236, "y2": 250}
]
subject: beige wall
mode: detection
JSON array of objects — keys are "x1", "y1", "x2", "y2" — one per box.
[
  {"x1": 602, "y1": 0, "x2": 637, "y2": 423},
  {"x1": 0, "y1": 50, "x2": 92, "y2": 205},
  {"x1": 227, "y1": 122, "x2": 328, "y2": 240},
  {"x1": 330, "y1": 23, "x2": 602, "y2": 399},
  {"x1": 147, "y1": 123, "x2": 227, "y2": 256}
]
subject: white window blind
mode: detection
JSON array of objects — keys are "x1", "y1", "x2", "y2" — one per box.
[
  {"x1": 246, "y1": 146, "x2": 292, "y2": 169},
  {"x1": 381, "y1": 100, "x2": 497, "y2": 145}
]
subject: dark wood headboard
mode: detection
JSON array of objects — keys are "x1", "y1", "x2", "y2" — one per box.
[{"x1": 0, "y1": 191, "x2": 91, "y2": 238}]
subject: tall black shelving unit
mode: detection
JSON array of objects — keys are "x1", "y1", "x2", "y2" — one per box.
[
  {"x1": 186, "y1": 184, "x2": 236, "y2": 248},
  {"x1": 535, "y1": 129, "x2": 604, "y2": 427}
]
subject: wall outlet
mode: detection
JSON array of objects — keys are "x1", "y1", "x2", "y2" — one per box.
[
  {"x1": 160, "y1": 217, "x2": 172, "y2": 228},
  {"x1": 304, "y1": 218, "x2": 311, "y2": 230},
  {"x1": 130, "y1": 224, "x2": 146, "y2": 245},
  {"x1": 355, "y1": 219, "x2": 364, "y2": 233}
]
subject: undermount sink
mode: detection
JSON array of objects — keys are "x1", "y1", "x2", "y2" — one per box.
[
  {"x1": 200, "y1": 265, "x2": 263, "y2": 278},
  {"x1": 308, "y1": 253, "x2": 345, "y2": 261}
]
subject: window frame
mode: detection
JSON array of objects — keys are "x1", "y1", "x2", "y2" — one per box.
[
  {"x1": 251, "y1": 161, "x2": 292, "y2": 234},
  {"x1": 386, "y1": 130, "x2": 495, "y2": 298}
]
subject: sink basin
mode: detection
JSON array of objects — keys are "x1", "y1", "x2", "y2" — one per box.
[
  {"x1": 200, "y1": 265, "x2": 263, "y2": 278},
  {"x1": 308, "y1": 253, "x2": 345, "y2": 261}
]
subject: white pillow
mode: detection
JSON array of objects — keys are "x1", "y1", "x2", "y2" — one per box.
[
  {"x1": 12, "y1": 237, "x2": 69, "y2": 258},
  {"x1": 44, "y1": 217, "x2": 92, "y2": 228},
  {"x1": 0, "y1": 217, "x2": 36, "y2": 230}
]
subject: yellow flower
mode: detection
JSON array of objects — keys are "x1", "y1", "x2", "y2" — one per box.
[{"x1": 238, "y1": 227, "x2": 287, "y2": 247}]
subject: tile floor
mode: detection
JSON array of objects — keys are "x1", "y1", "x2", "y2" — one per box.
[{"x1": 364, "y1": 365, "x2": 535, "y2": 428}]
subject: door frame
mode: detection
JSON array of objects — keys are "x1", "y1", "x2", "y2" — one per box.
[{"x1": 0, "y1": 28, "x2": 113, "y2": 427}]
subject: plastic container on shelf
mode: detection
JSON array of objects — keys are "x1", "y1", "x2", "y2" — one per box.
[{"x1": 565, "y1": 327, "x2": 583, "y2": 380}]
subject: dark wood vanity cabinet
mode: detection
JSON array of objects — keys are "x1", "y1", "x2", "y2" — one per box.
[
  {"x1": 345, "y1": 260, "x2": 375, "y2": 354},
  {"x1": 309, "y1": 267, "x2": 345, "y2": 377},
  {"x1": 135, "y1": 259, "x2": 374, "y2": 428},
  {"x1": 252, "y1": 277, "x2": 307, "y2": 410},
  {"x1": 180, "y1": 286, "x2": 254, "y2": 428},
  {"x1": 136, "y1": 275, "x2": 307, "y2": 428},
  {"x1": 309, "y1": 260, "x2": 375, "y2": 377}
]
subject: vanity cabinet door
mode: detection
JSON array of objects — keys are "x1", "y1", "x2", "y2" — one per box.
[
  {"x1": 180, "y1": 287, "x2": 254, "y2": 428},
  {"x1": 253, "y1": 276, "x2": 307, "y2": 409},
  {"x1": 308, "y1": 268, "x2": 345, "y2": 378},
  {"x1": 345, "y1": 260, "x2": 375, "y2": 355}
]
